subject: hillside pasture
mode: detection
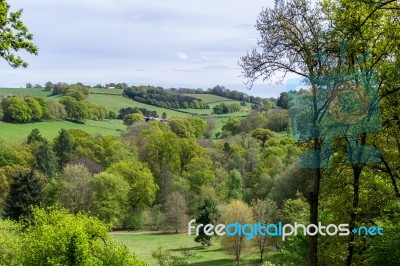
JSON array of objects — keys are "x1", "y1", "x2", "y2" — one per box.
[
  {"x1": 0, "y1": 88, "x2": 53, "y2": 98},
  {"x1": 87, "y1": 94, "x2": 190, "y2": 118},
  {"x1": 0, "y1": 120, "x2": 125, "y2": 143},
  {"x1": 90, "y1": 88, "x2": 123, "y2": 95}
]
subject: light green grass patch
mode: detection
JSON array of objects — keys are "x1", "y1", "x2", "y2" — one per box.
[
  {"x1": 0, "y1": 88, "x2": 52, "y2": 98},
  {"x1": 112, "y1": 231, "x2": 260, "y2": 266},
  {"x1": 0, "y1": 120, "x2": 125, "y2": 143},
  {"x1": 90, "y1": 88, "x2": 123, "y2": 95}
]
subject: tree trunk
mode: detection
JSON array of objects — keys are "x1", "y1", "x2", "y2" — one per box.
[
  {"x1": 346, "y1": 164, "x2": 362, "y2": 266},
  {"x1": 309, "y1": 166, "x2": 321, "y2": 266}
]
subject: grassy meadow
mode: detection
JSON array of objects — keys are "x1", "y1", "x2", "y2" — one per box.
[
  {"x1": 0, "y1": 120, "x2": 125, "y2": 143},
  {"x1": 112, "y1": 232, "x2": 269, "y2": 266}
]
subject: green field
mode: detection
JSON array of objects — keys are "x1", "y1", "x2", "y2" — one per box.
[
  {"x1": 112, "y1": 232, "x2": 264, "y2": 266},
  {"x1": 0, "y1": 120, "x2": 125, "y2": 142},
  {"x1": 90, "y1": 88, "x2": 123, "y2": 95},
  {"x1": 0, "y1": 88, "x2": 53, "y2": 98},
  {"x1": 184, "y1": 94, "x2": 237, "y2": 104}
]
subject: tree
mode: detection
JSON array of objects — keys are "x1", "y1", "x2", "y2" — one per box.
[
  {"x1": 162, "y1": 112, "x2": 167, "y2": 119},
  {"x1": 222, "y1": 117, "x2": 242, "y2": 136},
  {"x1": 92, "y1": 172, "x2": 129, "y2": 226},
  {"x1": 123, "y1": 113, "x2": 145, "y2": 125},
  {"x1": 240, "y1": 1, "x2": 327, "y2": 264},
  {"x1": 1, "y1": 97, "x2": 32, "y2": 122},
  {"x1": 19, "y1": 207, "x2": 146, "y2": 265},
  {"x1": 194, "y1": 197, "x2": 220, "y2": 246},
  {"x1": 25, "y1": 83, "x2": 32, "y2": 88},
  {"x1": 53, "y1": 128, "x2": 76, "y2": 168},
  {"x1": 58, "y1": 164, "x2": 93, "y2": 213},
  {"x1": 27, "y1": 128, "x2": 45, "y2": 144},
  {"x1": 251, "y1": 199, "x2": 281, "y2": 263},
  {"x1": 33, "y1": 141, "x2": 58, "y2": 178},
  {"x1": 276, "y1": 92, "x2": 288, "y2": 109},
  {"x1": 184, "y1": 156, "x2": 215, "y2": 195},
  {"x1": 164, "y1": 191, "x2": 188, "y2": 233},
  {"x1": 24, "y1": 97, "x2": 42, "y2": 121},
  {"x1": 0, "y1": 0, "x2": 38, "y2": 68},
  {"x1": 108, "y1": 160, "x2": 158, "y2": 210},
  {"x1": 251, "y1": 128, "x2": 275, "y2": 148},
  {"x1": 59, "y1": 96, "x2": 89, "y2": 122},
  {"x1": 4, "y1": 169, "x2": 45, "y2": 220},
  {"x1": 227, "y1": 169, "x2": 243, "y2": 200},
  {"x1": 220, "y1": 200, "x2": 253, "y2": 265},
  {"x1": 45, "y1": 81, "x2": 54, "y2": 91}
]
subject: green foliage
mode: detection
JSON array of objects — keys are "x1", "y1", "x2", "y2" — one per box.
[
  {"x1": 0, "y1": 0, "x2": 38, "y2": 68},
  {"x1": 1, "y1": 97, "x2": 32, "y2": 122},
  {"x1": 0, "y1": 219, "x2": 20, "y2": 265},
  {"x1": 58, "y1": 164, "x2": 93, "y2": 214},
  {"x1": 151, "y1": 246, "x2": 189, "y2": 266},
  {"x1": 108, "y1": 160, "x2": 158, "y2": 210},
  {"x1": 251, "y1": 128, "x2": 275, "y2": 148},
  {"x1": 124, "y1": 85, "x2": 206, "y2": 109},
  {"x1": 33, "y1": 140, "x2": 58, "y2": 178},
  {"x1": 4, "y1": 169, "x2": 45, "y2": 220},
  {"x1": 27, "y1": 128, "x2": 45, "y2": 144},
  {"x1": 123, "y1": 113, "x2": 145, "y2": 125},
  {"x1": 227, "y1": 169, "x2": 243, "y2": 200},
  {"x1": 18, "y1": 207, "x2": 146, "y2": 265},
  {"x1": 220, "y1": 200, "x2": 253, "y2": 263},
  {"x1": 53, "y1": 128, "x2": 76, "y2": 168},
  {"x1": 92, "y1": 172, "x2": 129, "y2": 226},
  {"x1": 183, "y1": 156, "x2": 215, "y2": 194},
  {"x1": 222, "y1": 117, "x2": 242, "y2": 136},
  {"x1": 194, "y1": 197, "x2": 220, "y2": 246}
]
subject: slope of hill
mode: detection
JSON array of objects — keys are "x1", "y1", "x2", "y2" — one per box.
[
  {"x1": 183, "y1": 93, "x2": 237, "y2": 104},
  {"x1": 0, "y1": 120, "x2": 125, "y2": 143}
]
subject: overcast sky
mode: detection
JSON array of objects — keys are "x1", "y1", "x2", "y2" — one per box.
[{"x1": 2, "y1": 0, "x2": 285, "y2": 97}]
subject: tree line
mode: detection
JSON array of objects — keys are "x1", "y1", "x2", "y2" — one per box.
[{"x1": 123, "y1": 85, "x2": 210, "y2": 109}]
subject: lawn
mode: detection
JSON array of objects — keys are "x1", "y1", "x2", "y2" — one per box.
[
  {"x1": 0, "y1": 120, "x2": 125, "y2": 143},
  {"x1": 112, "y1": 231, "x2": 262, "y2": 266}
]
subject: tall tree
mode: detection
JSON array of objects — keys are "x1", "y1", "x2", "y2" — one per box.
[
  {"x1": 164, "y1": 191, "x2": 188, "y2": 233},
  {"x1": 194, "y1": 197, "x2": 220, "y2": 246},
  {"x1": 53, "y1": 129, "x2": 76, "y2": 168},
  {"x1": 240, "y1": 1, "x2": 328, "y2": 264},
  {"x1": 58, "y1": 164, "x2": 93, "y2": 214},
  {"x1": 220, "y1": 200, "x2": 253, "y2": 265},
  {"x1": 4, "y1": 169, "x2": 45, "y2": 220}
]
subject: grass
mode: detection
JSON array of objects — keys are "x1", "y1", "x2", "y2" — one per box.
[
  {"x1": 0, "y1": 120, "x2": 125, "y2": 143},
  {"x1": 87, "y1": 94, "x2": 190, "y2": 118},
  {"x1": 90, "y1": 88, "x2": 123, "y2": 95},
  {"x1": 0, "y1": 88, "x2": 53, "y2": 98},
  {"x1": 112, "y1": 231, "x2": 261, "y2": 266}
]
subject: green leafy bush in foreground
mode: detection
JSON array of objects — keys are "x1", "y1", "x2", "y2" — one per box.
[{"x1": 0, "y1": 207, "x2": 147, "y2": 266}]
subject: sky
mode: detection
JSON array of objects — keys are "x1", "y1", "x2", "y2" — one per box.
[{"x1": 2, "y1": 0, "x2": 286, "y2": 98}]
